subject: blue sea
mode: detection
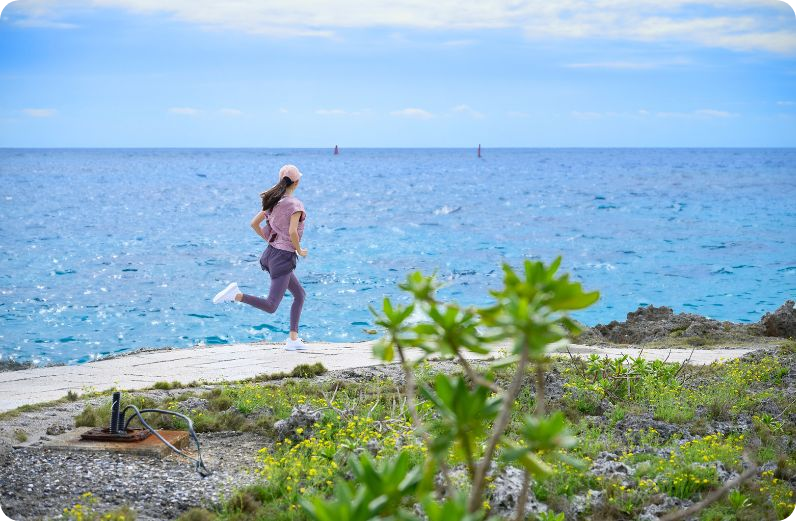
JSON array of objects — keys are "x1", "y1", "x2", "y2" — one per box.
[{"x1": 0, "y1": 148, "x2": 794, "y2": 365}]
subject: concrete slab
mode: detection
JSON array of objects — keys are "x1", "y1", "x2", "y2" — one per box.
[
  {"x1": 44, "y1": 427, "x2": 190, "y2": 458},
  {"x1": 0, "y1": 340, "x2": 758, "y2": 413}
]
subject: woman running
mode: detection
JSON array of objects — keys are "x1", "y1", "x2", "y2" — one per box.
[{"x1": 212, "y1": 164, "x2": 308, "y2": 350}]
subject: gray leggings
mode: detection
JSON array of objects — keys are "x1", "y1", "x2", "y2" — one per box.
[{"x1": 241, "y1": 272, "x2": 305, "y2": 333}]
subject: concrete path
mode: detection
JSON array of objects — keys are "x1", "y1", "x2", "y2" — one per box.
[{"x1": 0, "y1": 342, "x2": 756, "y2": 413}]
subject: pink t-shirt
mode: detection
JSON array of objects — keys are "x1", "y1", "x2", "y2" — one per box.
[{"x1": 265, "y1": 196, "x2": 306, "y2": 252}]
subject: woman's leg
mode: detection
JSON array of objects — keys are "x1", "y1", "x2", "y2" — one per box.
[
  {"x1": 287, "y1": 272, "x2": 306, "y2": 337},
  {"x1": 239, "y1": 273, "x2": 290, "y2": 313}
]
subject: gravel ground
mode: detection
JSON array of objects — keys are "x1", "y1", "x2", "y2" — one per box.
[{"x1": 0, "y1": 431, "x2": 263, "y2": 521}]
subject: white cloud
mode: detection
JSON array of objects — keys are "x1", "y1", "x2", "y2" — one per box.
[
  {"x1": 563, "y1": 59, "x2": 691, "y2": 70},
  {"x1": 278, "y1": 107, "x2": 289, "y2": 114},
  {"x1": 777, "y1": 100, "x2": 795, "y2": 106},
  {"x1": 390, "y1": 108, "x2": 434, "y2": 119},
  {"x1": 218, "y1": 108, "x2": 242, "y2": 116},
  {"x1": 570, "y1": 108, "x2": 736, "y2": 119},
  {"x1": 315, "y1": 108, "x2": 348, "y2": 116},
  {"x1": 168, "y1": 107, "x2": 200, "y2": 116},
  {"x1": 693, "y1": 109, "x2": 735, "y2": 118},
  {"x1": 657, "y1": 108, "x2": 738, "y2": 118},
  {"x1": 21, "y1": 108, "x2": 57, "y2": 118},
  {"x1": 11, "y1": 0, "x2": 795, "y2": 54},
  {"x1": 14, "y1": 18, "x2": 78, "y2": 29},
  {"x1": 451, "y1": 104, "x2": 484, "y2": 118}
]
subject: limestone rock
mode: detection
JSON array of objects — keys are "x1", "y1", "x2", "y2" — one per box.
[
  {"x1": 760, "y1": 300, "x2": 796, "y2": 338},
  {"x1": 273, "y1": 405, "x2": 321, "y2": 441},
  {"x1": 488, "y1": 466, "x2": 548, "y2": 518}
]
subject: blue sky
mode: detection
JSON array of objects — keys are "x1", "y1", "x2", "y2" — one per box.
[{"x1": 1, "y1": 0, "x2": 795, "y2": 147}]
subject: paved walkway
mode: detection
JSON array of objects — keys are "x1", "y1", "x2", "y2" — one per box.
[{"x1": 0, "y1": 342, "x2": 756, "y2": 413}]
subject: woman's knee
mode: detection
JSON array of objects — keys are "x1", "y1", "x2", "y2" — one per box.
[{"x1": 292, "y1": 285, "x2": 306, "y2": 303}]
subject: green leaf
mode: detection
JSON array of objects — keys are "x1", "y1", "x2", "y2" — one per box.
[{"x1": 372, "y1": 339, "x2": 395, "y2": 362}]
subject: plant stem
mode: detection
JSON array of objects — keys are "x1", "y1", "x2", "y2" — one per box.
[
  {"x1": 534, "y1": 362, "x2": 546, "y2": 417},
  {"x1": 513, "y1": 471, "x2": 531, "y2": 521},
  {"x1": 395, "y1": 339, "x2": 455, "y2": 499},
  {"x1": 468, "y1": 342, "x2": 530, "y2": 513},
  {"x1": 456, "y1": 351, "x2": 502, "y2": 393}
]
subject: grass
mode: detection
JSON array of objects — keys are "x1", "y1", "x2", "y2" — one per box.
[{"x1": 13, "y1": 429, "x2": 27, "y2": 442}]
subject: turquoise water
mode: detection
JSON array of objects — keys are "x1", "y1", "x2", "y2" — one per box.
[{"x1": 0, "y1": 148, "x2": 794, "y2": 365}]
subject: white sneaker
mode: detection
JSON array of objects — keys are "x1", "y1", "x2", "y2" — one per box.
[
  {"x1": 212, "y1": 282, "x2": 240, "y2": 304},
  {"x1": 285, "y1": 337, "x2": 306, "y2": 351}
]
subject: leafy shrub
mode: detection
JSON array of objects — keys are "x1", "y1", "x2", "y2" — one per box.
[{"x1": 302, "y1": 258, "x2": 599, "y2": 520}]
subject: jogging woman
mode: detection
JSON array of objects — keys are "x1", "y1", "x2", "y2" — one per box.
[{"x1": 212, "y1": 164, "x2": 308, "y2": 350}]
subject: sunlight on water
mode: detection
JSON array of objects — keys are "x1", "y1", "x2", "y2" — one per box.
[{"x1": 0, "y1": 148, "x2": 794, "y2": 364}]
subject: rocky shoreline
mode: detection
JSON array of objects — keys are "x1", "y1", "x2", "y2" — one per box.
[{"x1": 580, "y1": 299, "x2": 795, "y2": 345}]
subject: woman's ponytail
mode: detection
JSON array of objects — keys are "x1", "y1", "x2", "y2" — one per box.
[{"x1": 260, "y1": 177, "x2": 292, "y2": 212}]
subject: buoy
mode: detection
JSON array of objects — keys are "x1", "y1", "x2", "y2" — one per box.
[
  {"x1": 334, "y1": 145, "x2": 339, "y2": 155},
  {"x1": 477, "y1": 144, "x2": 481, "y2": 158}
]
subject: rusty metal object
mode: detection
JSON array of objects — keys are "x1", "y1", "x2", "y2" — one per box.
[{"x1": 80, "y1": 427, "x2": 151, "y2": 442}]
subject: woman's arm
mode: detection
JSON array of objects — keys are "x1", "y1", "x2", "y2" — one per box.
[
  {"x1": 250, "y1": 211, "x2": 268, "y2": 241},
  {"x1": 288, "y1": 211, "x2": 308, "y2": 257}
]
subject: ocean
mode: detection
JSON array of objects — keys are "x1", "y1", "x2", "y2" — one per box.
[{"x1": 1, "y1": 148, "x2": 794, "y2": 365}]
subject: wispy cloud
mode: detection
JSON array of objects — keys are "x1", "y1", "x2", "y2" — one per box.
[
  {"x1": 14, "y1": 18, "x2": 78, "y2": 29},
  {"x1": 451, "y1": 104, "x2": 484, "y2": 118},
  {"x1": 390, "y1": 108, "x2": 434, "y2": 119},
  {"x1": 777, "y1": 100, "x2": 795, "y2": 106},
  {"x1": 442, "y1": 39, "x2": 477, "y2": 47},
  {"x1": 15, "y1": 0, "x2": 795, "y2": 54},
  {"x1": 168, "y1": 107, "x2": 200, "y2": 116},
  {"x1": 657, "y1": 108, "x2": 737, "y2": 118},
  {"x1": 21, "y1": 108, "x2": 57, "y2": 118},
  {"x1": 564, "y1": 59, "x2": 691, "y2": 70},
  {"x1": 570, "y1": 108, "x2": 737, "y2": 119},
  {"x1": 218, "y1": 108, "x2": 242, "y2": 116},
  {"x1": 315, "y1": 108, "x2": 348, "y2": 116}
]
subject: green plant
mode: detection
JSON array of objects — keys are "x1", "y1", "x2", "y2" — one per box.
[
  {"x1": 66, "y1": 390, "x2": 79, "y2": 401},
  {"x1": 62, "y1": 492, "x2": 136, "y2": 521},
  {"x1": 304, "y1": 258, "x2": 599, "y2": 520},
  {"x1": 177, "y1": 508, "x2": 216, "y2": 521},
  {"x1": 153, "y1": 380, "x2": 182, "y2": 390},
  {"x1": 535, "y1": 512, "x2": 565, "y2": 521},
  {"x1": 291, "y1": 363, "x2": 327, "y2": 378},
  {"x1": 13, "y1": 429, "x2": 27, "y2": 442},
  {"x1": 727, "y1": 489, "x2": 751, "y2": 510}
]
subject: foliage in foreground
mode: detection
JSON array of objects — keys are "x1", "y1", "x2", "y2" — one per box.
[{"x1": 301, "y1": 258, "x2": 599, "y2": 520}]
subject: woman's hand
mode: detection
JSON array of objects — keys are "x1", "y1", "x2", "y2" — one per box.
[{"x1": 298, "y1": 248, "x2": 309, "y2": 258}]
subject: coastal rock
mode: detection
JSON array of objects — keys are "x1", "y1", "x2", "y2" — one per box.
[
  {"x1": 0, "y1": 437, "x2": 12, "y2": 466},
  {"x1": 177, "y1": 397, "x2": 209, "y2": 413},
  {"x1": 570, "y1": 489, "x2": 605, "y2": 515},
  {"x1": 638, "y1": 494, "x2": 694, "y2": 520},
  {"x1": 760, "y1": 300, "x2": 796, "y2": 338},
  {"x1": 488, "y1": 466, "x2": 548, "y2": 518},
  {"x1": 273, "y1": 405, "x2": 321, "y2": 441},
  {"x1": 586, "y1": 305, "x2": 762, "y2": 344},
  {"x1": 45, "y1": 423, "x2": 68, "y2": 436},
  {"x1": 590, "y1": 452, "x2": 634, "y2": 481},
  {"x1": 616, "y1": 414, "x2": 683, "y2": 442}
]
